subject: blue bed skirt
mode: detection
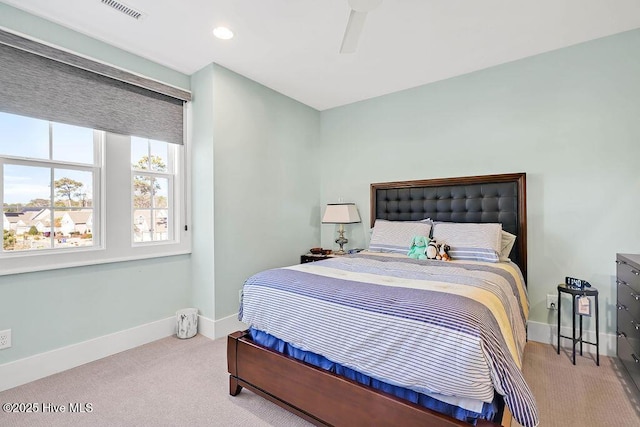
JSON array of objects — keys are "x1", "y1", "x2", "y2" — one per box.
[{"x1": 249, "y1": 327, "x2": 499, "y2": 425}]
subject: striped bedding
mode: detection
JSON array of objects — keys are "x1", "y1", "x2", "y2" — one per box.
[{"x1": 240, "y1": 252, "x2": 539, "y2": 427}]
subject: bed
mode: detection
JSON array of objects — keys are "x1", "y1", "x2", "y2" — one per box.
[{"x1": 227, "y1": 173, "x2": 537, "y2": 427}]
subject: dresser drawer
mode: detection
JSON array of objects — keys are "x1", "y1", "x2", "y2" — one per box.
[
  {"x1": 617, "y1": 307, "x2": 640, "y2": 355},
  {"x1": 617, "y1": 259, "x2": 640, "y2": 293},
  {"x1": 617, "y1": 335, "x2": 640, "y2": 391},
  {"x1": 617, "y1": 282, "x2": 640, "y2": 322}
]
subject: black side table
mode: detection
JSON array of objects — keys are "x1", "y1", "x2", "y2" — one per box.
[{"x1": 557, "y1": 283, "x2": 599, "y2": 365}]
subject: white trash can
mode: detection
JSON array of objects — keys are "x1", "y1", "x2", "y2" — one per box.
[{"x1": 176, "y1": 308, "x2": 198, "y2": 339}]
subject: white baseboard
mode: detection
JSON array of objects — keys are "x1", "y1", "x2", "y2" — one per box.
[
  {"x1": 197, "y1": 314, "x2": 216, "y2": 340},
  {"x1": 527, "y1": 320, "x2": 616, "y2": 357},
  {"x1": 0, "y1": 312, "x2": 247, "y2": 393},
  {"x1": 0, "y1": 316, "x2": 175, "y2": 393},
  {"x1": 196, "y1": 312, "x2": 247, "y2": 340}
]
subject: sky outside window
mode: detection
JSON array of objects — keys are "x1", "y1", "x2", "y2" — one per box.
[
  {"x1": 131, "y1": 136, "x2": 169, "y2": 172},
  {"x1": 0, "y1": 112, "x2": 49, "y2": 159},
  {"x1": 51, "y1": 122, "x2": 94, "y2": 164},
  {"x1": 3, "y1": 164, "x2": 51, "y2": 205},
  {"x1": 1, "y1": 112, "x2": 95, "y2": 205}
]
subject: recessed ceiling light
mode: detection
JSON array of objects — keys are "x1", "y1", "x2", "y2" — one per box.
[{"x1": 213, "y1": 27, "x2": 234, "y2": 40}]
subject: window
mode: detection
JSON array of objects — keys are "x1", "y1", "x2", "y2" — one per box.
[
  {"x1": 131, "y1": 137, "x2": 174, "y2": 243},
  {"x1": 1, "y1": 112, "x2": 99, "y2": 252},
  {"x1": 0, "y1": 112, "x2": 190, "y2": 276},
  {"x1": 0, "y1": 29, "x2": 191, "y2": 275}
]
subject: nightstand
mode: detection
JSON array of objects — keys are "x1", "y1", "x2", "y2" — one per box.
[{"x1": 300, "y1": 254, "x2": 333, "y2": 264}]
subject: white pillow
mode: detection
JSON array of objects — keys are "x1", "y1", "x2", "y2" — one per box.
[
  {"x1": 369, "y1": 220, "x2": 432, "y2": 254},
  {"x1": 432, "y1": 222, "x2": 502, "y2": 263},
  {"x1": 500, "y1": 231, "x2": 517, "y2": 261}
]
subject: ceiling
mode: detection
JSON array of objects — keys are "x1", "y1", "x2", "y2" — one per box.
[{"x1": 3, "y1": 0, "x2": 640, "y2": 111}]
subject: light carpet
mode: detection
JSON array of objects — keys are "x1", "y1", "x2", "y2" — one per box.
[
  {"x1": 0, "y1": 335, "x2": 310, "y2": 427},
  {"x1": 0, "y1": 335, "x2": 638, "y2": 426},
  {"x1": 514, "y1": 341, "x2": 639, "y2": 426}
]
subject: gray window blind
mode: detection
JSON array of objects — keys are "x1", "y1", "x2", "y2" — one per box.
[{"x1": 0, "y1": 29, "x2": 189, "y2": 145}]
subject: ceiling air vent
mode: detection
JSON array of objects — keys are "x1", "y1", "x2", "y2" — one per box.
[{"x1": 101, "y1": 0, "x2": 145, "y2": 20}]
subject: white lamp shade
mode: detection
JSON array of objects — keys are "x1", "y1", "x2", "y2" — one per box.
[{"x1": 322, "y1": 203, "x2": 361, "y2": 224}]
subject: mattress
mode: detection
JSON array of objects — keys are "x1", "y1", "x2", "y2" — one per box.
[
  {"x1": 248, "y1": 327, "x2": 501, "y2": 423},
  {"x1": 240, "y1": 252, "x2": 538, "y2": 427}
]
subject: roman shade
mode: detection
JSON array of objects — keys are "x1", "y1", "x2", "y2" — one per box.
[{"x1": 0, "y1": 29, "x2": 190, "y2": 145}]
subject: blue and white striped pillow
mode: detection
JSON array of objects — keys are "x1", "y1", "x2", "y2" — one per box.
[
  {"x1": 369, "y1": 220, "x2": 432, "y2": 254},
  {"x1": 432, "y1": 223, "x2": 502, "y2": 263}
]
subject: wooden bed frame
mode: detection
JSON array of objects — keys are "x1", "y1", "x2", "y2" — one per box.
[{"x1": 228, "y1": 173, "x2": 527, "y2": 427}]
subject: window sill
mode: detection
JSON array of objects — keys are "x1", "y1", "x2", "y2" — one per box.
[{"x1": 0, "y1": 248, "x2": 192, "y2": 277}]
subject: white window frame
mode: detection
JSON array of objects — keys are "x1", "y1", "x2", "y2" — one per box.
[
  {"x1": 0, "y1": 128, "x2": 191, "y2": 276},
  {"x1": 131, "y1": 140, "x2": 177, "y2": 245}
]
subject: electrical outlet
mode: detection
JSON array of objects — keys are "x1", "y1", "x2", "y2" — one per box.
[
  {"x1": 546, "y1": 294, "x2": 558, "y2": 310},
  {"x1": 0, "y1": 329, "x2": 11, "y2": 350}
]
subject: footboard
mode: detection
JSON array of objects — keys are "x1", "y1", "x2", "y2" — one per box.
[{"x1": 227, "y1": 331, "x2": 510, "y2": 427}]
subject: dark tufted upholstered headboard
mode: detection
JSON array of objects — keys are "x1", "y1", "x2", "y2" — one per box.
[{"x1": 370, "y1": 173, "x2": 527, "y2": 281}]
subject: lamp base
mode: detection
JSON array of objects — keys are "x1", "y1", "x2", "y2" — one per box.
[{"x1": 335, "y1": 225, "x2": 348, "y2": 255}]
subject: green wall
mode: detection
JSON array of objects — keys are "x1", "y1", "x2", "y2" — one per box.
[
  {"x1": 0, "y1": 1, "x2": 321, "y2": 365},
  {"x1": 4, "y1": 0, "x2": 639, "y2": 365},
  {"x1": 320, "y1": 29, "x2": 640, "y2": 337},
  {"x1": 190, "y1": 64, "x2": 215, "y2": 318},
  {"x1": 0, "y1": 257, "x2": 190, "y2": 363},
  {"x1": 190, "y1": 63, "x2": 321, "y2": 321},
  {"x1": 0, "y1": 2, "x2": 192, "y2": 364},
  {"x1": 209, "y1": 64, "x2": 321, "y2": 319}
]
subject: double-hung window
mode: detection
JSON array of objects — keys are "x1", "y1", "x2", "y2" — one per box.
[
  {"x1": 0, "y1": 29, "x2": 191, "y2": 275},
  {"x1": 1, "y1": 113, "x2": 100, "y2": 252}
]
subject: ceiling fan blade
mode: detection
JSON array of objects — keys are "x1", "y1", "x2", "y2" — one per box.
[
  {"x1": 340, "y1": 10, "x2": 368, "y2": 54},
  {"x1": 348, "y1": 0, "x2": 382, "y2": 13}
]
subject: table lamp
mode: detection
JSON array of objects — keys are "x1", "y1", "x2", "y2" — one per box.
[{"x1": 321, "y1": 203, "x2": 361, "y2": 255}]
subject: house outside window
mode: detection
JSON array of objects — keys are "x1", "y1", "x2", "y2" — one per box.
[{"x1": 1, "y1": 112, "x2": 98, "y2": 252}]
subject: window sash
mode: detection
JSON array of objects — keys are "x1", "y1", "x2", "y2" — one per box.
[
  {"x1": 1, "y1": 152, "x2": 101, "y2": 254},
  {"x1": 132, "y1": 170, "x2": 175, "y2": 244}
]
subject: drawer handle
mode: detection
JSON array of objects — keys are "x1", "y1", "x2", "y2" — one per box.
[
  {"x1": 617, "y1": 280, "x2": 628, "y2": 286},
  {"x1": 618, "y1": 330, "x2": 627, "y2": 338},
  {"x1": 633, "y1": 270, "x2": 640, "y2": 276},
  {"x1": 618, "y1": 304, "x2": 627, "y2": 311},
  {"x1": 632, "y1": 292, "x2": 640, "y2": 301},
  {"x1": 634, "y1": 321, "x2": 640, "y2": 331},
  {"x1": 617, "y1": 260, "x2": 626, "y2": 265},
  {"x1": 633, "y1": 354, "x2": 640, "y2": 364}
]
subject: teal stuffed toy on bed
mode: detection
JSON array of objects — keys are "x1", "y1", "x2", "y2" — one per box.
[{"x1": 407, "y1": 235, "x2": 429, "y2": 260}]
